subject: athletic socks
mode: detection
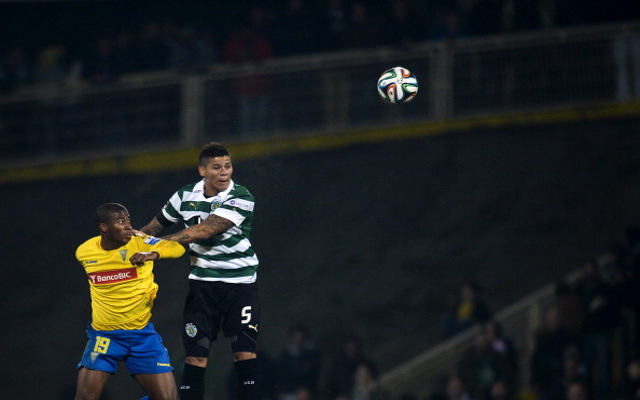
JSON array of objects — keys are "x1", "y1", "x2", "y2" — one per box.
[
  {"x1": 179, "y1": 359, "x2": 258, "y2": 400},
  {"x1": 179, "y1": 363, "x2": 206, "y2": 400},
  {"x1": 234, "y1": 358, "x2": 259, "y2": 400}
]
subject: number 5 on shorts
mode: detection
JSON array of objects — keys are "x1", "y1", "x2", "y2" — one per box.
[
  {"x1": 93, "y1": 336, "x2": 111, "y2": 354},
  {"x1": 241, "y1": 306, "x2": 252, "y2": 324}
]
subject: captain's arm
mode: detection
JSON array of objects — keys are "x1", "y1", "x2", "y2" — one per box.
[
  {"x1": 161, "y1": 214, "x2": 235, "y2": 245},
  {"x1": 140, "y1": 212, "x2": 175, "y2": 236}
]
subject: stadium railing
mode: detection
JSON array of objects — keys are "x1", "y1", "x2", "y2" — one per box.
[{"x1": 1, "y1": 20, "x2": 639, "y2": 166}]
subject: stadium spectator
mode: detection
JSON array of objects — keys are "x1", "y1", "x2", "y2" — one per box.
[
  {"x1": 319, "y1": 0, "x2": 348, "y2": 51},
  {"x1": 276, "y1": 323, "x2": 322, "y2": 400},
  {"x1": 442, "y1": 279, "x2": 493, "y2": 338},
  {"x1": 0, "y1": 46, "x2": 31, "y2": 94},
  {"x1": 112, "y1": 31, "x2": 139, "y2": 75},
  {"x1": 271, "y1": 0, "x2": 323, "y2": 57},
  {"x1": 530, "y1": 305, "x2": 580, "y2": 400},
  {"x1": 486, "y1": 380, "x2": 515, "y2": 400},
  {"x1": 552, "y1": 281, "x2": 585, "y2": 336},
  {"x1": 608, "y1": 357, "x2": 640, "y2": 400},
  {"x1": 384, "y1": 0, "x2": 427, "y2": 48},
  {"x1": 467, "y1": 0, "x2": 505, "y2": 36},
  {"x1": 341, "y1": 2, "x2": 382, "y2": 50},
  {"x1": 573, "y1": 259, "x2": 620, "y2": 400},
  {"x1": 457, "y1": 329, "x2": 516, "y2": 400},
  {"x1": 350, "y1": 361, "x2": 390, "y2": 400},
  {"x1": 326, "y1": 334, "x2": 372, "y2": 400},
  {"x1": 543, "y1": 344, "x2": 591, "y2": 400},
  {"x1": 481, "y1": 320, "x2": 518, "y2": 372},
  {"x1": 443, "y1": 375, "x2": 477, "y2": 400},
  {"x1": 135, "y1": 21, "x2": 171, "y2": 72},
  {"x1": 424, "y1": 374, "x2": 450, "y2": 400},
  {"x1": 167, "y1": 26, "x2": 217, "y2": 73},
  {"x1": 567, "y1": 380, "x2": 591, "y2": 400},
  {"x1": 84, "y1": 36, "x2": 119, "y2": 85},
  {"x1": 429, "y1": 6, "x2": 470, "y2": 43},
  {"x1": 502, "y1": 0, "x2": 544, "y2": 32},
  {"x1": 221, "y1": 6, "x2": 275, "y2": 135}
]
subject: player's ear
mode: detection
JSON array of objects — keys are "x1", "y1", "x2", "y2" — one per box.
[
  {"x1": 98, "y1": 222, "x2": 108, "y2": 234},
  {"x1": 198, "y1": 165, "x2": 206, "y2": 177}
]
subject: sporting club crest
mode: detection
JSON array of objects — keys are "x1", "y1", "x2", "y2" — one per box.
[
  {"x1": 185, "y1": 322, "x2": 198, "y2": 338},
  {"x1": 210, "y1": 196, "x2": 222, "y2": 212}
]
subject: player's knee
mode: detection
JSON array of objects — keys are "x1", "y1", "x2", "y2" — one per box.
[
  {"x1": 230, "y1": 329, "x2": 258, "y2": 353},
  {"x1": 184, "y1": 337, "x2": 211, "y2": 359},
  {"x1": 185, "y1": 355, "x2": 208, "y2": 367}
]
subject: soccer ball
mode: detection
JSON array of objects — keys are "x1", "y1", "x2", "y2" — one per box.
[{"x1": 377, "y1": 66, "x2": 418, "y2": 104}]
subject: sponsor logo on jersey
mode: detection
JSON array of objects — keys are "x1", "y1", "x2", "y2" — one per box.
[
  {"x1": 87, "y1": 267, "x2": 138, "y2": 284},
  {"x1": 83, "y1": 260, "x2": 98, "y2": 264},
  {"x1": 248, "y1": 324, "x2": 259, "y2": 333},
  {"x1": 143, "y1": 236, "x2": 161, "y2": 245},
  {"x1": 185, "y1": 322, "x2": 198, "y2": 338},
  {"x1": 227, "y1": 198, "x2": 251, "y2": 210}
]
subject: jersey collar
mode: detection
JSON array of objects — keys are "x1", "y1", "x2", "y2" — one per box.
[{"x1": 195, "y1": 179, "x2": 235, "y2": 198}]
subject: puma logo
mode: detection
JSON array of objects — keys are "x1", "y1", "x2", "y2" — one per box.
[{"x1": 248, "y1": 324, "x2": 259, "y2": 332}]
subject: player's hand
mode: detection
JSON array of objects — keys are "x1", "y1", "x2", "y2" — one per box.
[{"x1": 129, "y1": 251, "x2": 159, "y2": 266}]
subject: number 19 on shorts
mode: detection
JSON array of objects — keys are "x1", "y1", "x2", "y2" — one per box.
[{"x1": 93, "y1": 336, "x2": 111, "y2": 354}]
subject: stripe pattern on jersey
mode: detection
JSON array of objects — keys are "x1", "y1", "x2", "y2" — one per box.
[{"x1": 161, "y1": 179, "x2": 259, "y2": 283}]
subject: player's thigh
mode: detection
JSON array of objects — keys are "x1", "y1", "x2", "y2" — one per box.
[
  {"x1": 182, "y1": 280, "x2": 233, "y2": 358},
  {"x1": 222, "y1": 283, "x2": 260, "y2": 352},
  {"x1": 75, "y1": 367, "x2": 111, "y2": 400},
  {"x1": 183, "y1": 280, "x2": 223, "y2": 338},
  {"x1": 134, "y1": 372, "x2": 178, "y2": 400}
]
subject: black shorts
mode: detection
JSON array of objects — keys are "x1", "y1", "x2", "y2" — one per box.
[{"x1": 182, "y1": 279, "x2": 260, "y2": 356}]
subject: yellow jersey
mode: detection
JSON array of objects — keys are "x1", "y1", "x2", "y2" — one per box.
[{"x1": 76, "y1": 234, "x2": 185, "y2": 330}]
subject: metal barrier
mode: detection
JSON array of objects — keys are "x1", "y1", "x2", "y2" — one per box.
[{"x1": 1, "y1": 20, "x2": 639, "y2": 165}]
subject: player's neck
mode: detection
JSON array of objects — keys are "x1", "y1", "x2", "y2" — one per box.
[
  {"x1": 204, "y1": 188, "x2": 219, "y2": 197},
  {"x1": 100, "y1": 238, "x2": 124, "y2": 251}
]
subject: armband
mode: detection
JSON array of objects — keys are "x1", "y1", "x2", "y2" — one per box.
[{"x1": 156, "y1": 212, "x2": 174, "y2": 228}]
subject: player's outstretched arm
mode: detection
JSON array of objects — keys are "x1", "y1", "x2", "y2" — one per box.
[
  {"x1": 140, "y1": 216, "x2": 167, "y2": 237},
  {"x1": 162, "y1": 214, "x2": 234, "y2": 245}
]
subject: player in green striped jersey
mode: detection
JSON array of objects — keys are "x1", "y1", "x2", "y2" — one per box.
[{"x1": 140, "y1": 142, "x2": 260, "y2": 400}]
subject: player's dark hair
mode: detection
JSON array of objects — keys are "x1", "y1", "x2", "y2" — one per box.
[
  {"x1": 95, "y1": 203, "x2": 128, "y2": 227},
  {"x1": 199, "y1": 142, "x2": 230, "y2": 166}
]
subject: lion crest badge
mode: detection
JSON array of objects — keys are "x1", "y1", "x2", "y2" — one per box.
[
  {"x1": 185, "y1": 322, "x2": 198, "y2": 338},
  {"x1": 210, "y1": 196, "x2": 222, "y2": 213}
]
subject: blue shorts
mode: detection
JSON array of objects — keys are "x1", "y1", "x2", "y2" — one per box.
[{"x1": 77, "y1": 323, "x2": 173, "y2": 375}]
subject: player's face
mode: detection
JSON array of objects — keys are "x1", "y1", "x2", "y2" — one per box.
[
  {"x1": 199, "y1": 156, "x2": 233, "y2": 195},
  {"x1": 101, "y1": 211, "x2": 133, "y2": 247}
]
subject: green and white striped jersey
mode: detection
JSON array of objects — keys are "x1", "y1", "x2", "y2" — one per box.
[{"x1": 161, "y1": 179, "x2": 259, "y2": 283}]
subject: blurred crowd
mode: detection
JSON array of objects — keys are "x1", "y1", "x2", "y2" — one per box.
[
  {"x1": 2, "y1": 0, "x2": 640, "y2": 95},
  {"x1": 223, "y1": 223, "x2": 640, "y2": 400}
]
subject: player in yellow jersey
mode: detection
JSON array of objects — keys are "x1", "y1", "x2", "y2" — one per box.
[{"x1": 74, "y1": 203, "x2": 185, "y2": 400}]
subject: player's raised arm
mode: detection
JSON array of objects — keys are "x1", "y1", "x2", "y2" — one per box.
[
  {"x1": 161, "y1": 214, "x2": 235, "y2": 245},
  {"x1": 139, "y1": 216, "x2": 167, "y2": 236}
]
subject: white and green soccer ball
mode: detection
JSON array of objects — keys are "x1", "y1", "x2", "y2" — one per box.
[{"x1": 377, "y1": 66, "x2": 418, "y2": 104}]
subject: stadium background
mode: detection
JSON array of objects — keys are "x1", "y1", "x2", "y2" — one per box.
[{"x1": 2, "y1": 1, "x2": 640, "y2": 399}]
